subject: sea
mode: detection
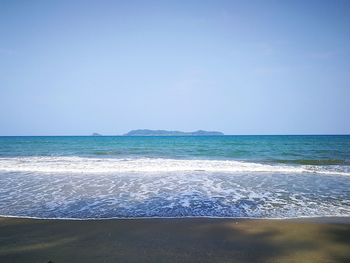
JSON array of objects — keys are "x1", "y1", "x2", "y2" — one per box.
[{"x1": 0, "y1": 135, "x2": 349, "y2": 219}]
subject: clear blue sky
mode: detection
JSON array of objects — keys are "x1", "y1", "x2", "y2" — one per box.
[{"x1": 1, "y1": 0, "x2": 349, "y2": 135}]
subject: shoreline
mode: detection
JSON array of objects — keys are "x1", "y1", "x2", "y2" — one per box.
[
  {"x1": 1, "y1": 216, "x2": 349, "y2": 262},
  {"x1": 1, "y1": 214, "x2": 350, "y2": 222}
]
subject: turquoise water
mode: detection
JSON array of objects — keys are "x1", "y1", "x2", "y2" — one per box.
[
  {"x1": 1, "y1": 135, "x2": 350, "y2": 163},
  {"x1": 0, "y1": 135, "x2": 349, "y2": 218}
]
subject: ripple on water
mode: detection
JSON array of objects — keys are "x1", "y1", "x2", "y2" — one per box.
[{"x1": 0, "y1": 170, "x2": 349, "y2": 219}]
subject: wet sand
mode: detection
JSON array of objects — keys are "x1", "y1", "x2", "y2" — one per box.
[{"x1": 0, "y1": 217, "x2": 349, "y2": 263}]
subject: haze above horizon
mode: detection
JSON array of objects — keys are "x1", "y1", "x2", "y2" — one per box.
[{"x1": 1, "y1": 0, "x2": 350, "y2": 136}]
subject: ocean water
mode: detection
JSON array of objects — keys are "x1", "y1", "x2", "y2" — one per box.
[{"x1": 0, "y1": 135, "x2": 349, "y2": 219}]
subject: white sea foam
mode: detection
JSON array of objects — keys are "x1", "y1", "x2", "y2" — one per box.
[
  {"x1": 0, "y1": 158, "x2": 349, "y2": 219},
  {"x1": 0, "y1": 156, "x2": 349, "y2": 176}
]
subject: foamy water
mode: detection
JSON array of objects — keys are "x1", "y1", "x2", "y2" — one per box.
[
  {"x1": 0, "y1": 157, "x2": 349, "y2": 176},
  {"x1": 1, "y1": 169, "x2": 349, "y2": 219}
]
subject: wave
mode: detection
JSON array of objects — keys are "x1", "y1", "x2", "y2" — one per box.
[
  {"x1": 275, "y1": 159, "x2": 347, "y2": 165},
  {"x1": 0, "y1": 157, "x2": 349, "y2": 176}
]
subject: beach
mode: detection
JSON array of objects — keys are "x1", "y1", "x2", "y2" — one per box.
[
  {"x1": 1, "y1": 136, "x2": 349, "y2": 262},
  {"x1": 1, "y1": 216, "x2": 349, "y2": 263}
]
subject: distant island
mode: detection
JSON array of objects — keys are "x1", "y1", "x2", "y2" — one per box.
[
  {"x1": 124, "y1": 129, "x2": 224, "y2": 136},
  {"x1": 91, "y1": 133, "x2": 102, "y2": 136}
]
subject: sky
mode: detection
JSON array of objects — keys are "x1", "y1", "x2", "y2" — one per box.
[{"x1": 1, "y1": 0, "x2": 350, "y2": 135}]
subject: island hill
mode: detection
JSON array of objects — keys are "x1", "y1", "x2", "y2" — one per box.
[{"x1": 123, "y1": 129, "x2": 224, "y2": 136}]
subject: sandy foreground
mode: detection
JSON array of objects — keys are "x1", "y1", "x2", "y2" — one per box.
[{"x1": 0, "y1": 217, "x2": 349, "y2": 263}]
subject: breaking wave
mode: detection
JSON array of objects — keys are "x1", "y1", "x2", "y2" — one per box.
[{"x1": 0, "y1": 156, "x2": 349, "y2": 176}]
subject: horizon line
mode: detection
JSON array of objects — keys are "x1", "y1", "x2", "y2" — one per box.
[{"x1": 1, "y1": 134, "x2": 350, "y2": 137}]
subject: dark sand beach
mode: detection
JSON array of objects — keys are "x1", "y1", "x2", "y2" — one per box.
[{"x1": 0, "y1": 217, "x2": 349, "y2": 263}]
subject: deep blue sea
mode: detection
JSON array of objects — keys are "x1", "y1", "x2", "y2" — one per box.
[{"x1": 0, "y1": 135, "x2": 349, "y2": 219}]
